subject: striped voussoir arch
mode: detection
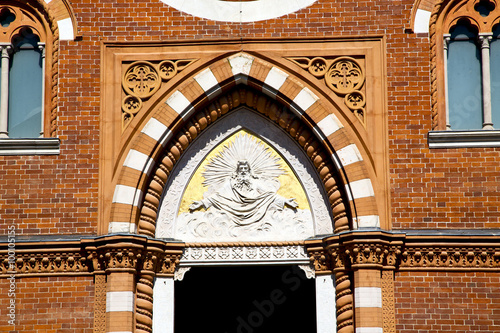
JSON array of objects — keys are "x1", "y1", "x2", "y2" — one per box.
[{"x1": 108, "y1": 52, "x2": 379, "y2": 237}]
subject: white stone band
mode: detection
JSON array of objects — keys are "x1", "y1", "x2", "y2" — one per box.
[{"x1": 106, "y1": 291, "x2": 135, "y2": 312}]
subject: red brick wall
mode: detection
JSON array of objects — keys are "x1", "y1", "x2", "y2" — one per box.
[
  {"x1": 0, "y1": 276, "x2": 94, "y2": 332},
  {"x1": 395, "y1": 271, "x2": 500, "y2": 332},
  {"x1": 0, "y1": 1, "x2": 498, "y2": 235}
]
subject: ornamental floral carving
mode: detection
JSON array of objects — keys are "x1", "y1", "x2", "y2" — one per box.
[
  {"x1": 121, "y1": 59, "x2": 196, "y2": 130},
  {"x1": 287, "y1": 56, "x2": 366, "y2": 126}
]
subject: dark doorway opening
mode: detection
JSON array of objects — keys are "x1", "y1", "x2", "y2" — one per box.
[{"x1": 174, "y1": 265, "x2": 316, "y2": 333}]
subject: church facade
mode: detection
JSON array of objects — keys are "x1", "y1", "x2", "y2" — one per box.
[{"x1": 1, "y1": 0, "x2": 500, "y2": 332}]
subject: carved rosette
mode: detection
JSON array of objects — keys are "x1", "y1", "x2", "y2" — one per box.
[
  {"x1": 121, "y1": 59, "x2": 196, "y2": 130},
  {"x1": 287, "y1": 56, "x2": 366, "y2": 126},
  {"x1": 137, "y1": 88, "x2": 350, "y2": 238}
]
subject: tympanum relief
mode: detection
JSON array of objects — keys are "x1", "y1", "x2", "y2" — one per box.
[
  {"x1": 176, "y1": 132, "x2": 314, "y2": 241},
  {"x1": 156, "y1": 109, "x2": 333, "y2": 242}
]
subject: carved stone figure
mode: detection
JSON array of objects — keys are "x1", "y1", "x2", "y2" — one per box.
[
  {"x1": 173, "y1": 132, "x2": 314, "y2": 241},
  {"x1": 190, "y1": 160, "x2": 298, "y2": 225}
]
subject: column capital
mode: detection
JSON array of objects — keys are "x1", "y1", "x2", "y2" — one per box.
[
  {"x1": 0, "y1": 43, "x2": 13, "y2": 58},
  {"x1": 478, "y1": 33, "x2": 493, "y2": 49}
]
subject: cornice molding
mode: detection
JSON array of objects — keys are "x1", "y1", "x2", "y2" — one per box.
[
  {"x1": 306, "y1": 231, "x2": 500, "y2": 272},
  {"x1": 0, "y1": 235, "x2": 184, "y2": 277}
]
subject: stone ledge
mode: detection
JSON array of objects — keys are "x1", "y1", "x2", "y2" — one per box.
[
  {"x1": 0, "y1": 138, "x2": 60, "y2": 155},
  {"x1": 428, "y1": 130, "x2": 500, "y2": 149}
]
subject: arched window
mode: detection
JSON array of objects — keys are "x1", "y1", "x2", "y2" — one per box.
[
  {"x1": 429, "y1": 0, "x2": 500, "y2": 147},
  {"x1": 0, "y1": 3, "x2": 54, "y2": 145},
  {"x1": 446, "y1": 20, "x2": 482, "y2": 130},
  {"x1": 8, "y1": 27, "x2": 43, "y2": 138}
]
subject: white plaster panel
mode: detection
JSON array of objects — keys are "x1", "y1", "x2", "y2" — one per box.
[
  {"x1": 354, "y1": 287, "x2": 382, "y2": 308},
  {"x1": 293, "y1": 87, "x2": 318, "y2": 112},
  {"x1": 354, "y1": 215, "x2": 380, "y2": 228},
  {"x1": 153, "y1": 277, "x2": 175, "y2": 333},
  {"x1": 228, "y1": 53, "x2": 254, "y2": 76},
  {"x1": 142, "y1": 118, "x2": 169, "y2": 142},
  {"x1": 194, "y1": 68, "x2": 220, "y2": 93},
  {"x1": 414, "y1": 9, "x2": 431, "y2": 34},
  {"x1": 347, "y1": 178, "x2": 374, "y2": 200},
  {"x1": 108, "y1": 222, "x2": 137, "y2": 234},
  {"x1": 159, "y1": 0, "x2": 317, "y2": 23},
  {"x1": 316, "y1": 114, "x2": 344, "y2": 138},
  {"x1": 166, "y1": 90, "x2": 192, "y2": 115},
  {"x1": 316, "y1": 275, "x2": 337, "y2": 333},
  {"x1": 123, "y1": 149, "x2": 154, "y2": 174},
  {"x1": 355, "y1": 328, "x2": 384, "y2": 333},
  {"x1": 112, "y1": 185, "x2": 142, "y2": 207},
  {"x1": 106, "y1": 291, "x2": 134, "y2": 312},
  {"x1": 57, "y1": 18, "x2": 74, "y2": 40},
  {"x1": 337, "y1": 144, "x2": 363, "y2": 167},
  {"x1": 264, "y1": 67, "x2": 289, "y2": 92}
]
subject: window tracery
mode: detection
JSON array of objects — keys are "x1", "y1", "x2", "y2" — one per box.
[
  {"x1": 0, "y1": 2, "x2": 56, "y2": 140},
  {"x1": 432, "y1": 0, "x2": 500, "y2": 131}
]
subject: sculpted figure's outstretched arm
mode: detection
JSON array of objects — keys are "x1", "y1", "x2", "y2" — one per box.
[
  {"x1": 189, "y1": 201, "x2": 204, "y2": 211},
  {"x1": 284, "y1": 198, "x2": 299, "y2": 209}
]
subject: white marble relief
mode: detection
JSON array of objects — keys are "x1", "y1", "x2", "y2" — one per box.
[{"x1": 156, "y1": 108, "x2": 333, "y2": 241}]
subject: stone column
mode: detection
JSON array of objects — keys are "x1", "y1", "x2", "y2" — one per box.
[
  {"x1": 479, "y1": 33, "x2": 494, "y2": 129},
  {"x1": 443, "y1": 34, "x2": 451, "y2": 130},
  {"x1": 38, "y1": 42, "x2": 46, "y2": 137},
  {"x1": 0, "y1": 44, "x2": 12, "y2": 138}
]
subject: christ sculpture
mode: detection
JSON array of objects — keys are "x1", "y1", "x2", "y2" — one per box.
[{"x1": 189, "y1": 160, "x2": 298, "y2": 226}]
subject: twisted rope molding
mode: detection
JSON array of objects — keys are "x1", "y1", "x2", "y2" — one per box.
[{"x1": 137, "y1": 87, "x2": 351, "y2": 239}]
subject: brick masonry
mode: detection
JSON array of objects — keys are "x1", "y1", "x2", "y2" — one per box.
[
  {"x1": 0, "y1": 0, "x2": 499, "y2": 332},
  {"x1": 395, "y1": 272, "x2": 500, "y2": 332}
]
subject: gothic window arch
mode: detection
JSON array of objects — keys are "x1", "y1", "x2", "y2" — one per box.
[
  {"x1": 0, "y1": 2, "x2": 58, "y2": 151},
  {"x1": 433, "y1": 0, "x2": 500, "y2": 133}
]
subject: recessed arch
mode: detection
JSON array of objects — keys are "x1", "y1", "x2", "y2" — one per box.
[{"x1": 107, "y1": 52, "x2": 381, "y2": 236}]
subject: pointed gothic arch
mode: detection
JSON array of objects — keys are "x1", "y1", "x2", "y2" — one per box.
[{"x1": 107, "y1": 52, "x2": 381, "y2": 236}]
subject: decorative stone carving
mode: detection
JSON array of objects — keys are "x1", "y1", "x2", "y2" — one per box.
[
  {"x1": 298, "y1": 264, "x2": 316, "y2": 279},
  {"x1": 180, "y1": 242, "x2": 308, "y2": 265},
  {"x1": 93, "y1": 274, "x2": 106, "y2": 333},
  {"x1": 123, "y1": 61, "x2": 161, "y2": 99},
  {"x1": 122, "y1": 95, "x2": 142, "y2": 130},
  {"x1": 121, "y1": 59, "x2": 196, "y2": 129},
  {"x1": 139, "y1": 88, "x2": 349, "y2": 239},
  {"x1": 399, "y1": 246, "x2": 500, "y2": 269},
  {"x1": 156, "y1": 109, "x2": 335, "y2": 241},
  {"x1": 382, "y1": 270, "x2": 396, "y2": 333},
  {"x1": 287, "y1": 56, "x2": 366, "y2": 126},
  {"x1": 1, "y1": 252, "x2": 89, "y2": 275},
  {"x1": 174, "y1": 267, "x2": 191, "y2": 281},
  {"x1": 175, "y1": 132, "x2": 314, "y2": 242}
]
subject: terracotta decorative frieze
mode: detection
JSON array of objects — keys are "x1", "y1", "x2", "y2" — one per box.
[
  {"x1": 382, "y1": 270, "x2": 395, "y2": 333},
  {"x1": 1, "y1": 251, "x2": 89, "y2": 275},
  {"x1": 399, "y1": 245, "x2": 500, "y2": 270},
  {"x1": 287, "y1": 56, "x2": 366, "y2": 126},
  {"x1": 0, "y1": 236, "x2": 184, "y2": 277},
  {"x1": 121, "y1": 59, "x2": 196, "y2": 130},
  {"x1": 93, "y1": 274, "x2": 107, "y2": 333}
]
